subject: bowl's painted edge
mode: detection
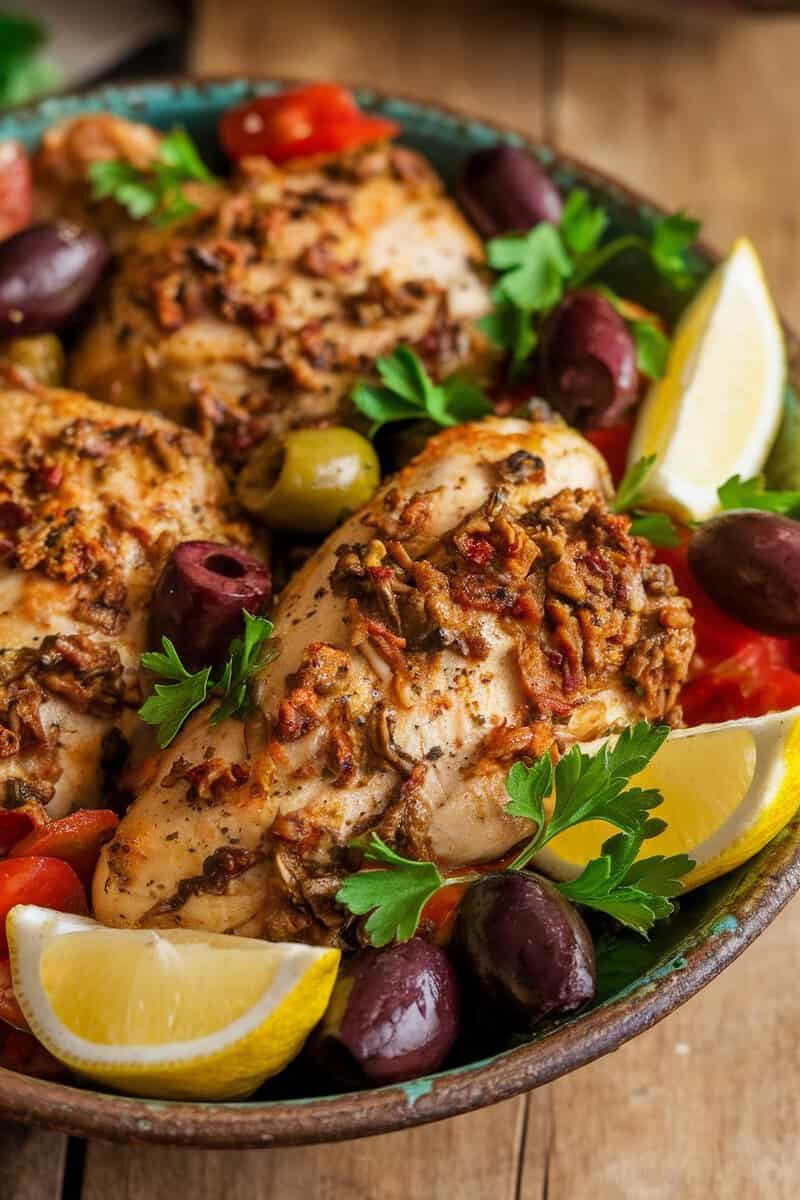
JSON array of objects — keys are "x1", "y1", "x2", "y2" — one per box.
[{"x1": 0, "y1": 76, "x2": 798, "y2": 1149}]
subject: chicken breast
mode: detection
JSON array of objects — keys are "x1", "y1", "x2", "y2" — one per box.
[
  {"x1": 93, "y1": 417, "x2": 694, "y2": 941},
  {"x1": 0, "y1": 377, "x2": 251, "y2": 818},
  {"x1": 67, "y1": 135, "x2": 492, "y2": 470},
  {"x1": 33, "y1": 114, "x2": 170, "y2": 246}
]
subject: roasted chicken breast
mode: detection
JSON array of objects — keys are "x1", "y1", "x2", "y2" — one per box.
[
  {"x1": 63, "y1": 127, "x2": 491, "y2": 470},
  {"x1": 0, "y1": 378, "x2": 251, "y2": 818},
  {"x1": 93, "y1": 417, "x2": 694, "y2": 941}
]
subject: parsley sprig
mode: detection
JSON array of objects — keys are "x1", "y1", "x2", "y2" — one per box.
[
  {"x1": 717, "y1": 474, "x2": 800, "y2": 518},
  {"x1": 352, "y1": 345, "x2": 491, "y2": 437},
  {"x1": 0, "y1": 14, "x2": 59, "y2": 107},
  {"x1": 88, "y1": 128, "x2": 213, "y2": 227},
  {"x1": 613, "y1": 455, "x2": 681, "y2": 548},
  {"x1": 480, "y1": 191, "x2": 700, "y2": 381},
  {"x1": 139, "y1": 611, "x2": 276, "y2": 748},
  {"x1": 336, "y1": 721, "x2": 694, "y2": 945}
]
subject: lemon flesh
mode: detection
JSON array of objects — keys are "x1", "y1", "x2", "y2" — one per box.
[
  {"x1": 628, "y1": 238, "x2": 784, "y2": 522},
  {"x1": 7, "y1": 909, "x2": 340, "y2": 1101},
  {"x1": 534, "y1": 706, "x2": 800, "y2": 892}
]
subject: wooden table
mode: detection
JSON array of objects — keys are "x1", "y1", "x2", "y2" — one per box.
[{"x1": 5, "y1": 4, "x2": 800, "y2": 1196}]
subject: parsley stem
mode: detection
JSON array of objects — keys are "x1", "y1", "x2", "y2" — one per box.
[
  {"x1": 443, "y1": 872, "x2": 481, "y2": 887},
  {"x1": 506, "y1": 831, "x2": 549, "y2": 873},
  {"x1": 570, "y1": 234, "x2": 650, "y2": 288}
]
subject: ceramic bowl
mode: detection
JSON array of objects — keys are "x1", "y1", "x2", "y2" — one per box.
[{"x1": 0, "y1": 78, "x2": 798, "y2": 1148}]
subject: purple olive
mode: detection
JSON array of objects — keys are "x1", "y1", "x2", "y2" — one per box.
[
  {"x1": 151, "y1": 540, "x2": 272, "y2": 672},
  {"x1": 454, "y1": 872, "x2": 596, "y2": 1027},
  {"x1": 0, "y1": 222, "x2": 110, "y2": 336},
  {"x1": 689, "y1": 511, "x2": 800, "y2": 636},
  {"x1": 456, "y1": 145, "x2": 563, "y2": 238},
  {"x1": 313, "y1": 940, "x2": 460, "y2": 1086},
  {"x1": 538, "y1": 289, "x2": 638, "y2": 428}
]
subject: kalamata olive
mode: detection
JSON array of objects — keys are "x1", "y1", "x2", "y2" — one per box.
[
  {"x1": 538, "y1": 289, "x2": 638, "y2": 428},
  {"x1": 0, "y1": 222, "x2": 110, "y2": 337},
  {"x1": 1, "y1": 333, "x2": 65, "y2": 386},
  {"x1": 454, "y1": 872, "x2": 596, "y2": 1027},
  {"x1": 313, "y1": 940, "x2": 460, "y2": 1086},
  {"x1": 688, "y1": 510, "x2": 800, "y2": 636},
  {"x1": 237, "y1": 427, "x2": 380, "y2": 534},
  {"x1": 456, "y1": 145, "x2": 563, "y2": 238},
  {"x1": 150, "y1": 541, "x2": 272, "y2": 672}
]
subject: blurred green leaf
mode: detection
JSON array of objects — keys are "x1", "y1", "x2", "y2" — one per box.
[{"x1": 0, "y1": 13, "x2": 59, "y2": 107}]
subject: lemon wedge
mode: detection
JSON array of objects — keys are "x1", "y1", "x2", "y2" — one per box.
[
  {"x1": 6, "y1": 908, "x2": 339, "y2": 1100},
  {"x1": 534, "y1": 706, "x2": 800, "y2": 892},
  {"x1": 628, "y1": 237, "x2": 785, "y2": 521}
]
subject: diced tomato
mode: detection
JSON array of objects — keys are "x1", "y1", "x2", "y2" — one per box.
[
  {"x1": 0, "y1": 804, "x2": 48, "y2": 855},
  {"x1": 9, "y1": 809, "x2": 118, "y2": 886},
  {"x1": 583, "y1": 423, "x2": 633, "y2": 488},
  {"x1": 420, "y1": 853, "x2": 520, "y2": 943},
  {"x1": 220, "y1": 83, "x2": 399, "y2": 163},
  {"x1": 656, "y1": 542, "x2": 790, "y2": 671},
  {"x1": 681, "y1": 642, "x2": 800, "y2": 726},
  {"x1": 0, "y1": 1028, "x2": 65, "y2": 1080},
  {"x1": 0, "y1": 141, "x2": 32, "y2": 241},
  {"x1": 0, "y1": 857, "x2": 86, "y2": 955},
  {"x1": 0, "y1": 959, "x2": 27, "y2": 1032},
  {"x1": 420, "y1": 882, "x2": 469, "y2": 945}
]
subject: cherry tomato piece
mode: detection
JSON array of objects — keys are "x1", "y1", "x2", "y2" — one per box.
[
  {"x1": 0, "y1": 804, "x2": 48, "y2": 854},
  {"x1": 420, "y1": 882, "x2": 469, "y2": 945},
  {"x1": 220, "y1": 84, "x2": 399, "y2": 163},
  {"x1": 9, "y1": 809, "x2": 119, "y2": 885},
  {"x1": 0, "y1": 857, "x2": 86, "y2": 954},
  {"x1": 681, "y1": 643, "x2": 800, "y2": 727},
  {"x1": 0, "y1": 141, "x2": 32, "y2": 242},
  {"x1": 583, "y1": 422, "x2": 634, "y2": 488},
  {"x1": 0, "y1": 958, "x2": 28, "y2": 1031},
  {"x1": 656, "y1": 543, "x2": 789, "y2": 670},
  {"x1": 0, "y1": 1028, "x2": 65, "y2": 1079}
]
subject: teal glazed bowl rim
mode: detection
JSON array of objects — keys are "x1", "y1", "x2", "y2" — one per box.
[{"x1": 1, "y1": 76, "x2": 799, "y2": 1149}]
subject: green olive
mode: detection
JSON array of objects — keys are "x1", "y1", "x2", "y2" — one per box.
[
  {"x1": 2, "y1": 334, "x2": 65, "y2": 386},
  {"x1": 237, "y1": 427, "x2": 381, "y2": 534}
]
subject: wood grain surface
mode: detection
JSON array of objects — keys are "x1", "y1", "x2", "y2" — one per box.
[{"x1": 6, "y1": 4, "x2": 800, "y2": 1197}]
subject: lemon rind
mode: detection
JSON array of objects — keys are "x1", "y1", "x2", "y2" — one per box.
[{"x1": 8, "y1": 907, "x2": 339, "y2": 1071}]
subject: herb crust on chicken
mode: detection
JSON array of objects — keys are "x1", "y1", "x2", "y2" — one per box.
[
  {"x1": 62, "y1": 128, "x2": 492, "y2": 472},
  {"x1": 0, "y1": 377, "x2": 251, "y2": 819},
  {"x1": 93, "y1": 417, "x2": 694, "y2": 942}
]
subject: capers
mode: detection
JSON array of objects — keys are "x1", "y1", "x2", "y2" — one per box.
[
  {"x1": 1, "y1": 333, "x2": 65, "y2": 386},
  {"x1": 237, "y1": 427, "x2": 381, "y2": 533}
]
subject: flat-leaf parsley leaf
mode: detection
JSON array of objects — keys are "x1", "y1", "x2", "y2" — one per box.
[
  {"x1": 337, "y1": 723, "x2": 694, "y2": 943},
  {"x1": 335, "y1": 834, "x2": 454, "y2": 947},
  {"x1": 89, "y1": 128, "x2": 213, "y2": 227},
  {"x1": 613, "y1": 456, "x2": 681, "y2": 548},
  {"x1": 139, "y1": 611, "x2": 275, "y2": 748},
  {"x1": 717, "y1": 473, "x2": 800, "y2": 518},
  {"x1": 352, "y1": 345, "x2": 491, "y2": 436}
]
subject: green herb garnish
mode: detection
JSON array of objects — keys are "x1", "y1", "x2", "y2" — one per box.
[
  {"x1": 352, "y1": 345, "x2": 491, "y2": 437},
  {"x1": 336, "y1": 722, "x2": 694, "y2": 944},
  {"x1": 613, "y1": 455, "x2": 681, "y2": 548},
  {"x1": 481, "y1": 192, "x2": 701, "y2": 378},
  {"x1": 0, "y1": 14, "x2": 59, "y2": 108},
  {"x1": 335, "y1": 836, "x2": 461, "y2": 948},
  {"x1": 717, "y1": 473, "x2": 800, "y2": 518},
  {"x1": 556, "y1": 825, "x2": 693, "y2": 936},
  {"x1": 88, "y1": 128, "x2": 213, "y2": 227},
  {"x1": 139, "y1": 611, "x2": 276, "y2": 748},
  {"x1": 631, "y1": 319, "x2": 670, "y2": 381}
]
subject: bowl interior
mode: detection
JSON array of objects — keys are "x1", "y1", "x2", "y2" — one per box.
[{"x1": 0, "y1": 78, "x2": 799, "y2": 1148}]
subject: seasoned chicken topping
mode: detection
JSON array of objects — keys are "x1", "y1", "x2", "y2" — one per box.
[
  {"x1": 0, "y1": 379, "x2": 253, "y2": 818},
  {"x1": 93, "y1": 418, "x2": 694, "y2": 945},
  {"x1": 67, "y1": 138, "x2": 493, "y2": 470}
]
